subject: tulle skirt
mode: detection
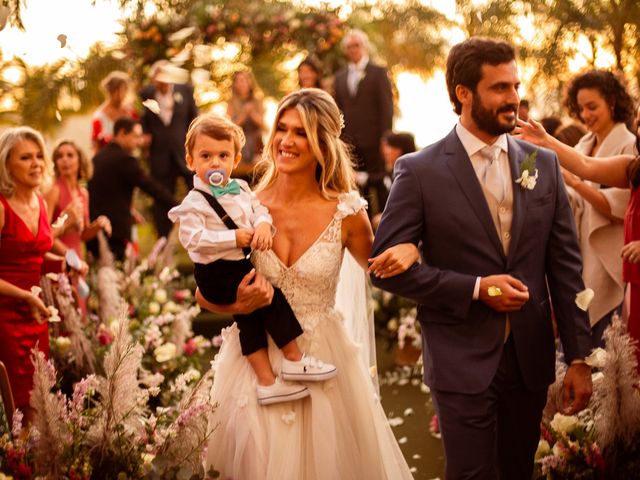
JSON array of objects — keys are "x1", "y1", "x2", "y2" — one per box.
[{"x1": 205, "y1": 310, "x2": 413, "y2": 479}]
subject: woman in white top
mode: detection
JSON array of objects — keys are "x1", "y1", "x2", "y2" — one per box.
[{"x1": 562, "y1": 69, "x2": 638, "y2": 346}]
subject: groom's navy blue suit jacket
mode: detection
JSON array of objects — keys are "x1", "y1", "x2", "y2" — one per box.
[{"x1": 371, "y1": 128, "x2": 592, "y2": 394}]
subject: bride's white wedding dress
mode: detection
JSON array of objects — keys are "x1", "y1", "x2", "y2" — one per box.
[{"x1": 205, "y1": 196, "x2": 413, "y2": 479}]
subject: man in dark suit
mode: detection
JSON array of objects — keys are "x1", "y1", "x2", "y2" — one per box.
[
  {"x1": 88, "y1": 117, "x2": 176, "y2": 260},
  {"x1": 334, "y1": 29, "x2": 394, "y2": 216},
  {"x1": 371, "y1": 37, "x2": 592, "y2": 479},
  {"x1": 139, "y1": 61, "x2": 198, "y2": 237}
]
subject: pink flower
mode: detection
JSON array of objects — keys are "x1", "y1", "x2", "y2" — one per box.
[
  {"x1": 97, "y1": 324, "x2": 114, "y2": 346},
  {"x1": 183, "y1": 338, "x2": 197, "y2": 356}
]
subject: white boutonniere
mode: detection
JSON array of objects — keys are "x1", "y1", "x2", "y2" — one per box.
[
  {"x1": 173, "y1": 91, "x2": 183, "y2": 104},
  {"x1": 515, "y1": 150, "x2": 539, "y2": 190}
]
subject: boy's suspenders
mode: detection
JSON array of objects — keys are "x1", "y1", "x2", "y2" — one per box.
[{"x1": 194, "y1": 189, "x2": 252, "y2": 258}]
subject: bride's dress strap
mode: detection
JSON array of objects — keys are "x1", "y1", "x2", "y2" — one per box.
[{"x1": 335, "y1": 191, "x2": 367, "y2": 219}]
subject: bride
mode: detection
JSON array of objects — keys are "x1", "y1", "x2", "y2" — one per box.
[{"x1": 197, "y1": 88, "x2": 418, "y2": 479}]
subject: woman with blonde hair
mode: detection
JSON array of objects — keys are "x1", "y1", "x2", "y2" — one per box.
[
  {"x1": 44, "y1": 140, "x2": 111, "y2": 260},
  {"x1": 200, "y1": 88, "x2": 416, "y2": 479},
  {"x1": 0, "y1": 127, "x2": 59, "y2": 423},
  {"x1": 91, "y1": 70, "x2": 137, "y2": 152}
]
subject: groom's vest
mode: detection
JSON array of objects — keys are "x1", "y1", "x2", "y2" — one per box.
[
  {"x1": 480, "y1": 176, "x2": 514, "y2": 340},
  {"x1": 480, "y1": 177, "x2": 514, "y2": 255}
]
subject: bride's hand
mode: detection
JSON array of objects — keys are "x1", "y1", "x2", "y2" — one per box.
[
  {"x1": 368, "y1": 243, "x2": 420, "y2": 278},
  {"x1": 513, "y1": 118, "x2": 551, "y2": 147},
  {"x1": 195, "y1": 269, "x2": 274, "y2": 315}
]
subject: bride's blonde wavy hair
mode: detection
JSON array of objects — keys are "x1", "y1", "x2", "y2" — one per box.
[{"x1": 254, "y1": 88, "x2": 356, "y2": 197}]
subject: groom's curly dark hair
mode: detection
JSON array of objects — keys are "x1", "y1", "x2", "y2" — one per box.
[{"x1": 446, "y1": 37, "x2": 516, "y2": 115}]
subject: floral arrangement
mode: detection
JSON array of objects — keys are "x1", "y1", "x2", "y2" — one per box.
[
  {"x1": 195, "y1": 4, "x2": 344, "y2": 59},
  {"x1": 534, "y1": 409, "x2": 604, "y2": 479},
  {"x1": 121, "y1": 16, "x2": 190, "y2": 76},
  {"x1": 372, "y1": 287, "x2": 417, "y2": 352},
  {"x1": 535, "y1": 314, "x2": 640, "y2": 479},
  {"x1": 0, "y1": 312, "x2": 217, "y2": 480},
  {"x1": 46, "y1": 236, "x2": 212, "y2": 412}
]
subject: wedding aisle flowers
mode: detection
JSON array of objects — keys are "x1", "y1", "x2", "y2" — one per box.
[
  {"x1": 535, "y1": 314, "x2": 640, "y2": 479},
  {"x1": 0, "y1": 312, "x2": 217, "y2": 479}
]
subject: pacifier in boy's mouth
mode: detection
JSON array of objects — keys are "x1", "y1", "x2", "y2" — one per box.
[{"x1": 206, "y1": 169, "x2": 226, "y2": 187}]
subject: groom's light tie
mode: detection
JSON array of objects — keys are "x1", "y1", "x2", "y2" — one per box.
[
  {"x1": 479, "y1": 145, "x2": 504, "y2": 202},
  {"x1": 479, "y1": 144, "x2": 511, "y2": 341}
]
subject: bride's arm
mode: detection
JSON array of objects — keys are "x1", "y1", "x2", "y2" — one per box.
[
  {"x1": 195, "y1": 269, "x2": 274, "y2": 314},
  {"x1": 343, "y1": 210, "x2": 420, "y2": 277},
  {"x1": 342, "y1": 210, "x2": 373, "y2": 270},
  {"x1": 516, "y1": 118, "x2": 633, "y2": 189}
]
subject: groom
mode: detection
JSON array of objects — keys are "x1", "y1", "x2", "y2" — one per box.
[{"x1": 371, "y1": 37, "x2": 593, "y2": 479}]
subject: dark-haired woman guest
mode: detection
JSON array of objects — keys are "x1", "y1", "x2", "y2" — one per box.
[
  {"x1": 562, "y1": 69, "x2": 637, "y2": 346},
  {"x1": 297, "y1": 57, "x2": 323, "y2": 89},
  {"x1": 518, "y1": 116, "x2": 640, "y2": 369}
]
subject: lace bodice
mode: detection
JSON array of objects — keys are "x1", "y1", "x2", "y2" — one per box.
[{"x1": 251, "y1": 192, "x2": 366, "y2": 343}]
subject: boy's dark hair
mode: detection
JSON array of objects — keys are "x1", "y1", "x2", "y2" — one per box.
[{"x1": 446, "y1": 37, "x2": 516, "y2": 115}]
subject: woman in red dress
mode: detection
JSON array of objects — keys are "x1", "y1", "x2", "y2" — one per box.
[
  {"x1": 0, "y1": 127, "x2": 54, "y2": 422},
  {"x1": 517, "y1": 113, "x2": 640, "y2": 369}
]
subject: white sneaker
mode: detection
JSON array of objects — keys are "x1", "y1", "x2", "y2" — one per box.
[
  {"x1": 256, "y1": 378, "x2": 309, "y2": 406},
  {"x1": 281, "y1": 354, "x2": 337, "y2": 382}
]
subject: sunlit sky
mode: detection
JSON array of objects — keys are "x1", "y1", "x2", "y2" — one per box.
[{"x1": 0, "y1": 0, "x2": 611, "y2": 149}]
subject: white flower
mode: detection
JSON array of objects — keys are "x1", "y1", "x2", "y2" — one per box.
[
  {"x1": 54, "y1": 336, "x2": 71, "y2": 354},
  {"x1": 535, "y1": 439, "x2": 551, "y2": 460},
  {"x1": 30, "y1": 285, "x2": 42, "y2": 297},
  {"x1": 162, "y1": 300, "x2": 178, "y2": 314},
  {"x1": 281, "y1": 410, "x2": 296, "y2": 425},
  {"x1": 154, "y1": 342, "x2": 177, "y2": 363},
  {"x1": 515, "y1": 168, "x2": 539, "y2": 190},
  {"x1": 48, "y1": 306, "x2": 61, "y2": 323},
  {"x1": 154, "y1": 288, "x2": 168, "y2": 304},
  {"x1": 159, "y1": 266, "x2": 174, "y2": 283},
  {"x1": 387, "y1": 319, "x2": 398, "y2": 332},
  {"x1": 46, "y1": 272, "x2": 59, "y2": 281},
  {"x1": 550, "y1": 413, "x2": 579, "y2": 435},
  {"x1": 167, "y1": 26, "x2": 195, "y2": 42},
  {"x1": 585, "y1": 347, "x2": 607, "y2": 368},
  {"x1": 337, "y1": 191, "x2": 367, "y2": 216},
  {"x1": 185, "y1": 368, "x2": 201, "y2": 382},
  {"x1": 52, "y1": 213, "x2": 68, "y2": 229},
  {"x1": 575, "y1": 288, "x2": 594, "y2": 311},
  {"x1": 148, "y1": 301, "x2": 161, "y2": 315}
]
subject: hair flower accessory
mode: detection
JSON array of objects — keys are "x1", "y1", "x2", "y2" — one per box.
[
  {"x1": 338, "y1": 113, "x2": 345, "y2": 133},
  {"x1": 515, "y1": 150, "x2": 538, "y2": 190},
  {"x1": 337, "y1": 191, "x2": 367, "y2": 217}
]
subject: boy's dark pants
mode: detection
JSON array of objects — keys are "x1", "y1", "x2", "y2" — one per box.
[{"x1": 195, "y1": 258, "x2": 303, "y2": 355}]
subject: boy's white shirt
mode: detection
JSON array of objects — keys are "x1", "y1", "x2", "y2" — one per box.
[{"x1": 168, "y1": 175, "x2": 274, "y2": 263}]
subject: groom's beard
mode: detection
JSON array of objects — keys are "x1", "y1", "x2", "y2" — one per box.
[{"x1": 471, "y1": 96, "x2": 518, "y2": 136}]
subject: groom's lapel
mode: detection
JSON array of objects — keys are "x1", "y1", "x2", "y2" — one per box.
[
  {"x1": 506, "y1": 136, "x2": 529, "y2": 267},
  {"x1": 444, "y1": 130, "x2": 505, "y2": 258}
]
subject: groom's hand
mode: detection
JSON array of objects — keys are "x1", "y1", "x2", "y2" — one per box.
[
  {"x1": 479, "y1": 274, "x2": 529, "y2": 312},
  {"x1": 562, "y1": 362, "x2": 592, "y2": 414}
]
